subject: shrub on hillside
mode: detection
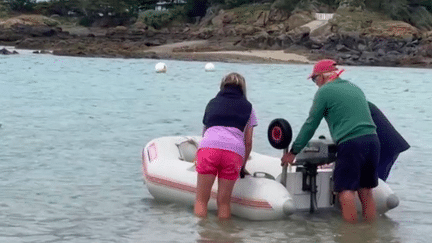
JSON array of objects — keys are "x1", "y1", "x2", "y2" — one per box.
[
  {"x1": 138, "y1": 7, "x2": 186, "y2": 29},
  {"x1": 138, "y1": 10, "x2": 172, "y2": 29},
  {"x1": 79, "y1": 16, "x2": 92, "y2": 27},
  {"x1": 364, "y1": 0, "x2": 409, "y2": 20},
  {"x1": 406, "y1": 5, "x2": 432, "y2": 30},
  {"x1": 8, "y1": 0, "x2": 36, "y2": 12},
  {"x1": 0, "y1": 2, "x2": 10, "y2": 18},
  {"x1": 271, "y1": 0, "x2": 337, "y2": 13},
  {"x1": 184, "y1": 0, "x2": 208, "y2": 19},
  {"x1": 225, "y1": 0, "x2": 249, "y2": 9},
  {"x1": 32, "y1": 2, "x2": 53, "y2": 16},
  {"x1": 418, "y1": 0, "x2": 432, "y2": 13},
  {"x1": 271, "y1": 0, "x2": 301, "y2": 12}
]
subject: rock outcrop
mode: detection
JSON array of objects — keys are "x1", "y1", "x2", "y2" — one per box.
[{"x1": 0, "y1": 9, "x2": 431, "y2": 67}]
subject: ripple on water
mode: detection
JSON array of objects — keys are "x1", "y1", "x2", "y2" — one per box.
[{"x1": 0, "y1": 58, "x2": 431, "y2": 242}]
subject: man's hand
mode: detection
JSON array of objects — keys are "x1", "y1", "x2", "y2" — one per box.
[{"x1": 281, "y1": 152, "x2": 296, "y2": 166}]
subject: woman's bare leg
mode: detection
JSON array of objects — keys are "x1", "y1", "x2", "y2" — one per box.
[
  {"x1": 194, "y1": 173, "x2": 216, "y2": 218},
  {"x1": 216, "y1": 178, "x2": 237, "y2": 220}
]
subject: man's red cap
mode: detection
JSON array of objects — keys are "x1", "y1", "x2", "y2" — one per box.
[{"x1": 308, "y1": 59, "x2": 339, "y2": 79}]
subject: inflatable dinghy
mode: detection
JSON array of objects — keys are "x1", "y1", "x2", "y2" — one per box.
[{"x1": 142, "y1": 134, "x2": 399, "y2": 220}]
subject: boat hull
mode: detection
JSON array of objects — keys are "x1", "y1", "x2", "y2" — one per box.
[
  {"x1": 142, "y1": 136, "x2": 295, "y2": 221},
  {"x1": 142, "y1": 136, "x2": 399, "y2": 220}
]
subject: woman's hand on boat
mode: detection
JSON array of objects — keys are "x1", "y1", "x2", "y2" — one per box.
[
  {"x1": 240, "y1": 166, "x2": 250, "y2": 179},
  {"x1": 281, "y1": 152, "x2": 296, "y2": 166}
]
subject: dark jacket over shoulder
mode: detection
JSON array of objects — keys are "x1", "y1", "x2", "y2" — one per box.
[
  {"x1": 368, "y1": 102, "x2": 410, "y2": 155},
  {"x1": 369, "y1": 101, "x2": 410, "y2": 181}
]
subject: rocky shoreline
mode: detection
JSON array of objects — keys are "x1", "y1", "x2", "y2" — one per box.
[
  {"x1": 1, "y1": 14, "x2": 432, "y2": 67},
  {"x1": 0, "y1": 25, "x2": 311, "y2": 64}
]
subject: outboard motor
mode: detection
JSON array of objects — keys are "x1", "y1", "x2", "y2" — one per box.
[
  {"x1": 268, "y1": 119, "x2": 400, "y2": 215},
  {"x1": 295, "y1": 137, "x2": 337, "y2": 213},
  {"x1": 268, "y1": 118, "x2": 337, "y2": 213}
]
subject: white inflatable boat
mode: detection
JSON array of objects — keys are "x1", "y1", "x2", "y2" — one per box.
[
  {"x1": 142, "y1": 136, "x2": 399, "y2": 221},
  {"x1": 142, "y1": 136, "x2": 295, "y2": 221}
]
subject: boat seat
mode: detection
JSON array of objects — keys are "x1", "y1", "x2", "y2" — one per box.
[{"x1": 176, "y1": 138, "x2": 198, "y2": 163}]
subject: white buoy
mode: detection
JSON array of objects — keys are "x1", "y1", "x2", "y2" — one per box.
[
  {"x1": 155, "y1": 62, "x2": 167, "y2": 73},
  {"x1": 205, "y1": 62, "x2": 215, "y2": 72}
]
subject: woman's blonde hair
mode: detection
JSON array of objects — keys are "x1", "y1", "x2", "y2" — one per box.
[{"x1": 220, "y1": 72, "x2": 247, "y2": 97}]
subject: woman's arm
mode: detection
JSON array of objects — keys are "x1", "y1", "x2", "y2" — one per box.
[
  {"x1": 240, "y1": 126, "x2": 254, "y2": 178},
  {"x1": 244, "y1": 126, "x2": 253, "y2": 166}
]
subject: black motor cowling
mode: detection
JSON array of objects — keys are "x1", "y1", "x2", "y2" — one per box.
[
  {"x1": 295, "y1": 136, "x2": 337, "y2": 213},
  {"x1": 295, "y1": 137, "x2": 337, "y2": 166}
]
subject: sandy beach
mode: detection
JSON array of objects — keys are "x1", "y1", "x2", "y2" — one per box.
[
  {"x1": 146, "y1": 40, "x2": 313, "y2": 64},
  {"x1": 199, "y1": 50, "x2": 312, "y2": 63}
]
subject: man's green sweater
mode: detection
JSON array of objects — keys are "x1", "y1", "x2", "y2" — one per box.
[{"x1": 290, "y1": 78, "x2": 377, "y2": 154}]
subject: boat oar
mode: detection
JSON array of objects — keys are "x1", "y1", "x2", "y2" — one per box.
[{"x1": 268, "y1": 118, "x2": 292, "y2": 187}]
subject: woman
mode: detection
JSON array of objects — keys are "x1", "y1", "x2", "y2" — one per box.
[{"x1": 194, "y1": 72, "x2": 257, "y2": 220}]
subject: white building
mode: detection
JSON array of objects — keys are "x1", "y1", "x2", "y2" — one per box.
[
  {"x1": 314, "y1": 13, "x2": 334, "y2": 21},
  {"x1": 155, "y1": 0, "x2": 186, "y2": 11}
]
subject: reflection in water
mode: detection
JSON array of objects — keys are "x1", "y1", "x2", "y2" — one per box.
[
  {"x1": 335, "y1": 222, "x2": 379, "y2": 243},
  {"x1": 334, "y1": 216, "x2": 401, "y2": 243},
  {"x1": 191, "y1": 210, "x2": 403, "y2": 243},
  {"x1": 197, "y1": 218, "x2": 244, "y2": 243}
]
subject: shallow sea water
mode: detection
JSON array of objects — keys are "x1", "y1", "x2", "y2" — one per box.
[{"x1": 0, "y1": 51, "x2": 431, "y2": 242}]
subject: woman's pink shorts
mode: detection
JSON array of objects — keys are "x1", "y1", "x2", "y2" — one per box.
[{"x1": 196, "y1": 148, "x2": 243, "y2": 181}]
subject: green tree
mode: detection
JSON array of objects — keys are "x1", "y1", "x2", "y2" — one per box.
[
  {"x1": 417, "y1": 0, "x2": 432, "y2": 13},
  {"x1": 6, "y1": 0, "x2": 36, "y2": 12},
  {"x1": 364, "y1": 0, "x2": 409, "y2": 20},
  {"x1": 42, "y1": 0, "x2": 82, "y2": 16},
  {"x1": 0, "y1": 1, "x2": 10, "y2": 17},
  {"x1": 138, "y1": 9, "x2": 173, "y2": 28},
  {"x1": 224, "y1": 0, "x2": 252, "y2": 8},
  {"x1": 136, "y1": 0, "x2": 160, "y2": 10},
  {"x1": 41, "y1": 0, "x2": 144, "y2": 17},
  {"x1": 185, "y1": 0, "x2": 208, "y2": 18},
  {"x1": 318, "y1": 0, "x2": 337, "y2": 6},
  {"x1": 271, "y1": 0, "x2": 300, "y2": 12}
]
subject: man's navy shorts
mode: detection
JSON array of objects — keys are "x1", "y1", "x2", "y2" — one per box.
[{"x1": 333, "y1": 134, "x2": 380, "y2": 192}]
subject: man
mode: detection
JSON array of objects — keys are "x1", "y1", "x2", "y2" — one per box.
[
  {"x1": 368, "y1": 101, "x2": 410, "y2": 181},
  {"x1": 281, "y1": 59, "x2": 380, "y2": 223}
]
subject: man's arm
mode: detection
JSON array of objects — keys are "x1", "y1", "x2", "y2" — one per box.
[{"x1": 290, "y1": 91, "x2": 326, "y2": 155}]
